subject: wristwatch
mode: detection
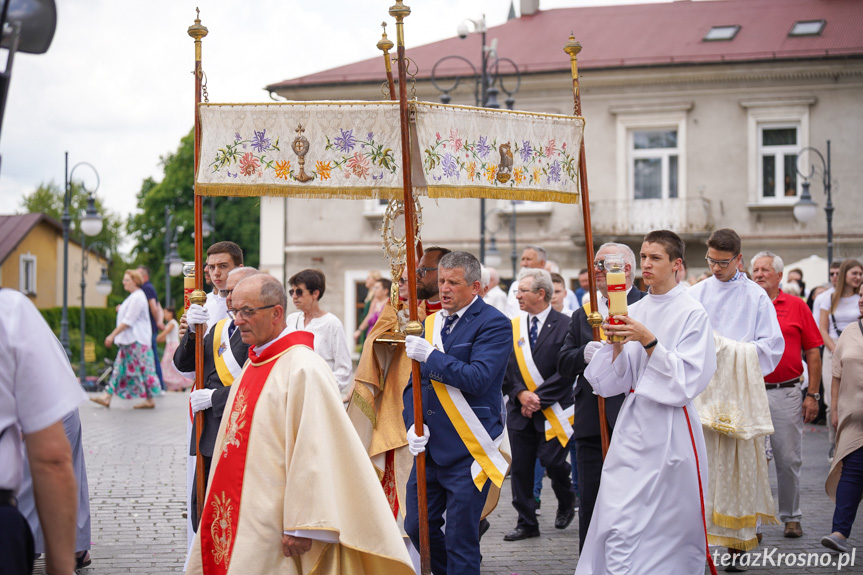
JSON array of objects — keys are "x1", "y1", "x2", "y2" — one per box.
[{"x1": 806, "y1": 392, "x2": 821, "y2": 401}]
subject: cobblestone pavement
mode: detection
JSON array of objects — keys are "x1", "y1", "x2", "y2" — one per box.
[{"x1": 34, "y1": 392, "x2": 859, "y2": 574}]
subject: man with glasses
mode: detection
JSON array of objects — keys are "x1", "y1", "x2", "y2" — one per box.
[
  {"x1": 174, "y1": 267, "x2": 259, "y2": 533},
  {"x1": 689, "y1": 228, "x2": 784, "y2": 568},
  {"x1": 506, "y1": 245, "x2": 548, "y2": 318},
  {"x1": 185, "y1": 274, "x2": 414, "y2": 575},
  {"x1": 557, "y1": 242, "x2": 646, "y2": 551}
]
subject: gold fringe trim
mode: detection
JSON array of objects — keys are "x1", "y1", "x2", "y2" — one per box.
[
  {"x1": 712, "y1": 511, "x2": 780, "y2": 530},
  {"x1": 427, "y1": 186, "x2": 579, "y2": 205},
  {"x1": 352, "y1": 389, "x2": 376, "y2": 427},
  {"x1": 707, "y1": 534, "x2": 761, "y2": 552},
  {"x1": 195, "y1": 183, "x2": 580, "y2": 204}
]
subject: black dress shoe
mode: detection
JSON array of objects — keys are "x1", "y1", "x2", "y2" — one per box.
[
  {"x1": 479, "y1": 518, "x2": 490, "y2": 540},
  {"x1": 555, "y1": 507, "x2": 576, "y2": 530},
  {"x1": 503, "y1": 526, "x2": 540, "y2": 541}
]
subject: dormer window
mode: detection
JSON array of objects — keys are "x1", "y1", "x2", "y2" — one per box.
[
  {"x1": 703, "y1": 25, "x2": 740, "y2": 42},
  {"x1": 789, "y1": 20, "x2": 825, "y2": 37}
]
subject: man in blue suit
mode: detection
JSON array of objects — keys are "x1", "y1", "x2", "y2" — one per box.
[{"x1": 403, "y1": 251, "x2": 512, "y2": 575}]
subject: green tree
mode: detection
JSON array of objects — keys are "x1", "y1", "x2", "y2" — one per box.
[{"x1": 127, "y1": 128, "x2": 260, "y2": 307}]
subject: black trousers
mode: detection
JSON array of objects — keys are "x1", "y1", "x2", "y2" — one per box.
[
  {"x1": 190, "y1": 455, "x2": 212, "y2": 532},
  {"x1": 508, "y1": 424, "x2": 575, "y2": 530},
  {"x1": 575, "y1": 435, "x2": 604, "y2": 551},
  {"x1": 0, "y1": 504, "x2": 35, "y2": 575}
]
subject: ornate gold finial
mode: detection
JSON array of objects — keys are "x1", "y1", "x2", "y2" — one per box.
[
  {"x1": 404, "y1": 321, "x2": 423, "y2": 337},
  {"x1": 389, "y1": 0, "x2": 411, "y2": 22},
  {"x1": 295, "y1": 124, "x2": 306, "y2": 135},
  {"x1": 377, "y1": 22, "x2": 394, "y2": 53},
  {"x1": 587, "y1": 311, "x2": 603, "y2": 329},
  {"x1": 563, "y1": 33, "x2": 582, "y2": 58},
  {"x1": 189, "y1": 289, "x2": 207, "y2": 307},
  {"x1": 188, "y1": 7, "x2": 209, "y2": 41}
]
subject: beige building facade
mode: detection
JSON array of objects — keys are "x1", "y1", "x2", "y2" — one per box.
[{"x1": 261, "y1": 0, "x2": 863, "y2": 335}]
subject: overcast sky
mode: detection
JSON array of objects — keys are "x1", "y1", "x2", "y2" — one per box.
[{"x1": 0, "y1": 0, "x2": 672, "y2": 227}]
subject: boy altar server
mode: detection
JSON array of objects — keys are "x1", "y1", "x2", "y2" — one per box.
[{"x1": 576, "y1": 230, "x2": 717, "y2": 575}]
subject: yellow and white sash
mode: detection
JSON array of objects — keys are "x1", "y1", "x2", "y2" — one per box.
[
  {"x1": 424, "y1": 313, "x2": 509, "y2": 491},
  {"x1": 212, "y1": 319, "x2": 243, "y2": 387},
  {"x1": 512, "y1": 314, "x2": 575, "y2": 448}
]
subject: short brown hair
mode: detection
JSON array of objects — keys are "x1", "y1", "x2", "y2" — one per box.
[
  {"x1": 550, "y1": 272, "x2": 566, "y2": 286},
  {"x1": 706, "y1": 229, "x2": 741, "y2": 256},
  {"x1": 124, "y1": 269, "x2": 144, "y2": 287},
  {"x1": 289, "y1": 269, "x2": 326, "y2": 300},
  {"x1": 207, "y1": 241, "x2": 243, "y2": 266},
  {"x1": 643, "y1": 230, "x2": 685, "y2": 263}
]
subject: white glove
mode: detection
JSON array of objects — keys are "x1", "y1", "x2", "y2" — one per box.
[
  {"x1": 405, "y1": 335, "x2": 434, "y2": 363},
  {"x1": 185, "y1": 304, "x2": 209, "y2": 333},
  {"x1": 584, "y1": 340, "x2": 604, "y2": 364},
  {"x1": 407, "y1": 424, "x2": 430, "y2": 456},
  {"x1": 190, "y1": 388, "x2": 215, "y2": 413}
]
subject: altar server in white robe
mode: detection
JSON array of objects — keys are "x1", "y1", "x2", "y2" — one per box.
[
  {"x1": 688, "y1": 228, "x2": 784, "y2": 554},
  {"x1": 577, "y1": 230, "x2": 717, "y2": 575}
]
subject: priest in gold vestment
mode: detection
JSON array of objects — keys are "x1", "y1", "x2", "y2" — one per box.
[{"x1": 187, "y1": 275, "x2": 413, "y2": 575}]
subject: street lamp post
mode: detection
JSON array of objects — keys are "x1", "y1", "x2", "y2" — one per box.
[
  {"x1": 481, "y1": 205, "x2": 518, "y2": 279},
  {"x1": 793, "y1": 140, "x2": 834, "y2": 280},
  {"x1": 61, "y1": 152, "x2": 103, "y2": 359},
  {"x1": 79, "y1": 240, "x2": 112, "y2": 384},
  {"x1": 163, "y1": 207, "x2": 184, "y2": 308},
  {"x1": 430, "y1": 15, "x2": 521, "y2": 265}
]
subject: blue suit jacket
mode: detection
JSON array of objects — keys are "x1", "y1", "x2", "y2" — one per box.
[{"x1": 403, "y1": 296, "x2": 512, "y2": 467}]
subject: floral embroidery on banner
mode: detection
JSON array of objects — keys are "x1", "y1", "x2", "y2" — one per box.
[
  {"x1": 210, "y1": 492, "x2": 234, "y2": 566},
  {"x1": 221, "y1": 389, "x2": 248, "y2": 458}
]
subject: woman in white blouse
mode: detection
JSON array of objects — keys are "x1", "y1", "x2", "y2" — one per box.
[
  {"x1": 286, "y1": 269, "x2": 353, "y2": 400},
  {"x1": 91, "y1": 270, "x2": 161, "y2": 409}
]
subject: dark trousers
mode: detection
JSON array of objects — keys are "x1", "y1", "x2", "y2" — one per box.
[
  {"x1": 508, "y1": 424, "x2": 575, "y2": 531},
  {"x1": 190, "y1": 455, "x2": 212, "y2": 532},
  {"x1": 0, "y1": 504, "x2": 35, "y2": 575},
  {"x1": 405, "y1": 455, "x2": 489, "y2": 575},
  {"x1": 833, "y1": 446, "x2": 863, "y2": 537},
  {"x1": 575, "y1": 435, "x2": 603, "y2": 551},
  {"x1": 151, "y1": 332, "x2": 165, "y2": 390}
]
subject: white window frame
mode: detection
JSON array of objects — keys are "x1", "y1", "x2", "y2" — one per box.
[
  {"x1": 19, "y1": 252, "x2": 37, "y2": 295},
  {"x1": 363, "y1": 198, "x2": 390, "y2": 218},
  {"x1": 741, "y1": 98, "x2": 814, "y2": 206},
  {"x1": 613, "y1": 108, "x2": 689, "y2": 204},
  {"x1": 757, "y1": 123, "x2": 801, "y2": 201},
  {"x1": 629, "y1": 129, "x2": 680, "y2": 201}
]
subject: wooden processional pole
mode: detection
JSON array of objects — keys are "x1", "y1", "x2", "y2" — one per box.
[
  {"x1": 188, "y1": 9, "x2": 209, "y2": 520},
  {"x1": 564, "y1": 35, "x2": 610, "y2": 458},
  {"x1": 377, "y1": 23, "x2": 398, "y2": 101},
  {"x1": 389, "y1": 2, "x2": 430, "y2": 574}
]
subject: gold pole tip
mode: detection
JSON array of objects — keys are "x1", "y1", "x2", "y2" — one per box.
[
  {"x1": 377, "y1": 22, "x2": 394, "y2": 52},
  {"x1": 389, "y1": 0, "x2": 411, "y2": 21},
  {"x1": 563, "y1": 33, "x2": 582, "y2": 57},
  {"x1": 188, "y1": 7, "x2": 209, "y2": 40}
]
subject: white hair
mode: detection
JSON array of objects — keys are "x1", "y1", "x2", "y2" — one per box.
[
  {"x1": 480, "y1": 265, "x2": 490, "y2": 290},
  {"x1": 517, "y1": 268, "x2": 553, "y2": 304},
  {"x1": 750, "y1": 251, "x2": 784, "y2": 274},
  {"x1": 596, "y1": 242, "x2": 637, "y2": 272}
]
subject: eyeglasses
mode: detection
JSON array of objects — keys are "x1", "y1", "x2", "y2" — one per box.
[
  {"x1": 705, "y1": 256, "x2": 738, "y2": 269},
  {"x1": 227, "y1": 305, "x2": 276, "y2": 320},
  {"x1": 830, "y1": 271, "x2": 840, "y2": 277},
  {"x1": 416, "y1": 267, "x2": 438, "y2": 278},
  {"x1": 398, "y1": 278, "x2": 407, "y2": 285},
  {"x1": 218, "y1": 289, "x2": 232, "y2": 298},
  {"x1": 288, "y1": 288, "x2": 305, "y2": 297},
  {"x1": 593, "y1": 259, "x2": 607, "y2": 273}
]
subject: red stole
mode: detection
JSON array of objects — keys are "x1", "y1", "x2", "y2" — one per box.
[
  {"x1": 200, "y1": 330, "x2": 314, "y2": 574},
  {"x1": 424, "y1": 300, "x2": 442, "y2": 312}
]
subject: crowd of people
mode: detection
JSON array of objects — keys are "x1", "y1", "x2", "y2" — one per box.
[{"x1": 2, "y1": 228, "x2": 862, "y2": 575}]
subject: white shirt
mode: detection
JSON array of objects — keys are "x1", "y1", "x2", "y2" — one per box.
[
  {"x1": 505, "y1": 280, "x2": 521, "y2": 318},
  {"x1": 688, "y1": 274, "x2": 785, "y2": 375},
  {"x1": 441, "y1": 296, "x2": 479, "y2": 333},
  {"x1": 484, "y1": 285, "x2": 508, "y2": 314},
  {"x1": 812, "y1": 287, "x2": 834, "y2": 323},
  {"x1": 526, "y1": 304, "x2": 553, "y2": 340},
  {"x1": 0, "y1": 290, "x2": 87, "y2": 490},
  {"x1": 286, "y1": 312, "x2": 352, "y2": 394},
  {"x1": 205, "y1": 291, "x2": 229, "y2": 329},
  {"x1": 817, "y1": 292, "x2": 859, "y2": 342},
  {"x1": 165, "y1": 319, "x2": 180, "y2": 345},
  {"x1": 115, "y1": 289, "x2": 153, "y2": 346}
]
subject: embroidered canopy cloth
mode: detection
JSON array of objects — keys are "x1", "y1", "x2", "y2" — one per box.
[{"x1": 195, "y1": 101, "x2": 584, "y2": 204}]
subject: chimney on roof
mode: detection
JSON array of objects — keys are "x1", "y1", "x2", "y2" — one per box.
[{"x1": 521, "y1": 0, "x2": 539, "y2": 17}]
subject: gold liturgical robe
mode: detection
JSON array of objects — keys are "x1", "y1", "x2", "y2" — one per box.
[{"x1": 187, "y1": 342, "x2": 413, "y2": 575}]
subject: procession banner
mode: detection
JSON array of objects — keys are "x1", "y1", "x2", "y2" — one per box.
[{"x1": 195, "y1": 101, "x2": 583, "y2": 204}]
